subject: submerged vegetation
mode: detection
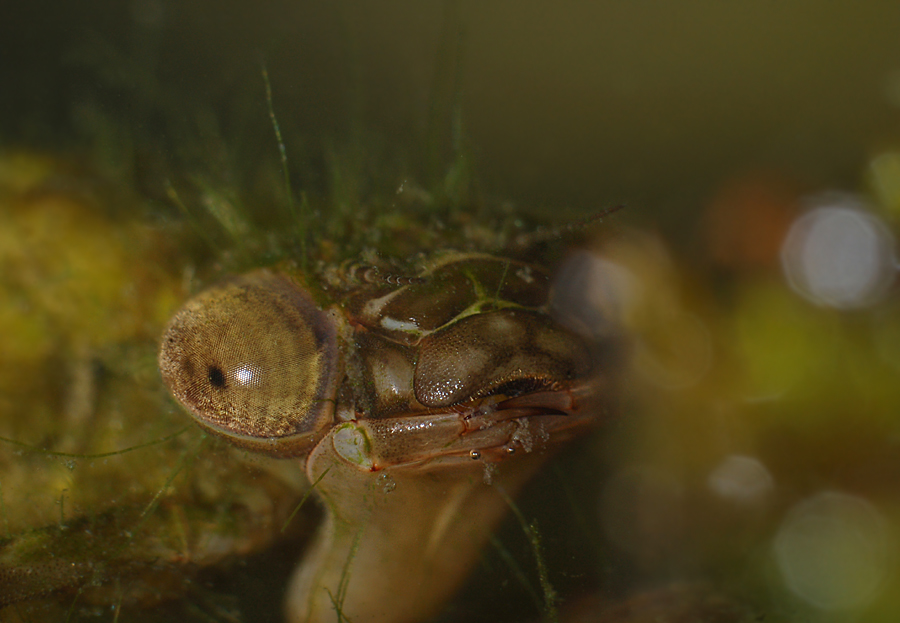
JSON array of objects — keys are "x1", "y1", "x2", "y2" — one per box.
[
  {"x1": 4, "y1": 4, "x2": 900, "y2": 623},
  {"x1": 0, "y1": 16, "x2": 605, "y2": 622}
]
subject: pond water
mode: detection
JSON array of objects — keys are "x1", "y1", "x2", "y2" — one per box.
[{"x1": 2, "y1": 2, "x2": 900, "y2": 622}]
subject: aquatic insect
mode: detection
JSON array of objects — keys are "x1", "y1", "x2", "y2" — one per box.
[{"x1": 159, "y1": 252, "x2": 608, "y2": 623}]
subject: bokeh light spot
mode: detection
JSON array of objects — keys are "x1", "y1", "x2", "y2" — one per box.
[
  {"x1": 781, "y1": 195, "x2": 896, "y2": 309},
  {"x1": 774, "y1": 491, "x2": 891, "y2": 611},
  {"x1": 707, "y1": 455, "x2": 773, "y2": 505}
]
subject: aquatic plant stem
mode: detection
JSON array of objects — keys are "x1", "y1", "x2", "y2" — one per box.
[{"x1": 262, "y1": 63, "x2": 307, "y2": 273}]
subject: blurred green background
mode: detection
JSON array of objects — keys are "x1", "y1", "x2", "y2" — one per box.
[
  {"x1": 3, "y1": 2, "x2": 900, "y2": 622},
  {"x1": 4, "y1": 1, "x2": 900, "y2": 231}
]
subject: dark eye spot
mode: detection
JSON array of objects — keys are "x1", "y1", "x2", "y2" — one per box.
[
  {"x1": 208, "y1": 365, "x2": 226, "y2": 388},
  {"x1": 158, "y1": 270, "x2": 341, "y2": 456}
]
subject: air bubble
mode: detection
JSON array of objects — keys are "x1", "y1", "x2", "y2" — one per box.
[{"x1": 378, "y1": 473, "x2": 396, "y2": 494}]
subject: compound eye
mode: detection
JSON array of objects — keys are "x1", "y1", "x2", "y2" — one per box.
[{"x1": 158, "y1": 270, "x2": 338, "y2": 457}]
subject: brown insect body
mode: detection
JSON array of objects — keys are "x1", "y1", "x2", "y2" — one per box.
[{"x1": 159, "y1": 252, "x2": 607, "y2": 623}]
